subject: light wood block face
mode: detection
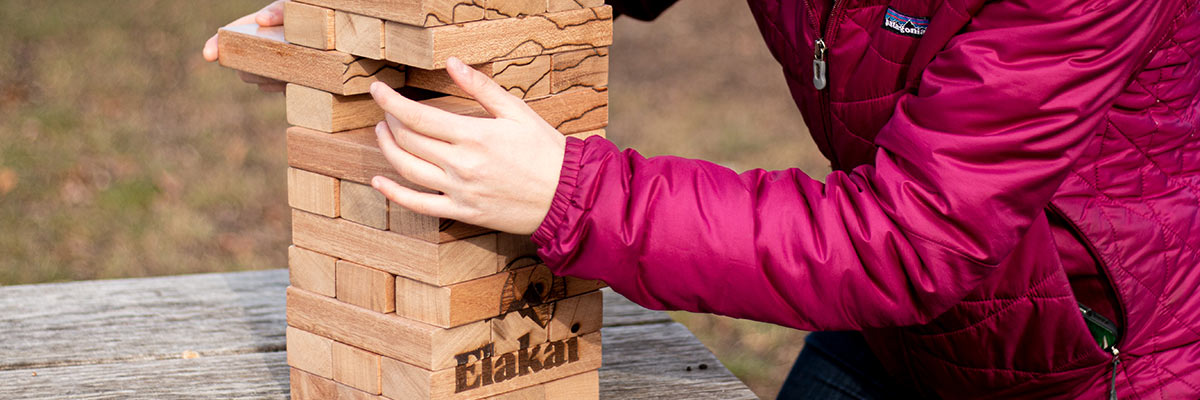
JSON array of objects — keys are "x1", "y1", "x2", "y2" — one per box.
[
  {"x1": 395, "y1": 263, "x2": 603, "y2": 328},
  {"x1": 284, "y1": 2, "x2": 336, "y2": 50},
  {"x1": 491, "y1": 311, "x2": 548, "y2": 355},
  {"x1": 336, "y1": 260, "x2": 396, "y2": 313},
  {"x1": 287, "y1": 326, "x2": 335, "y2": 379},
  {"x1": 292, "y1": 368, "x2": 383, "y2": 400},
  {"x1": 526, "y1": 87, "x2": 608, "y2": 134},
  {"x1": 380, "y1": 331, "x2": 602, "y2": 400},
  {"x1": 406, "y1": 56, "x2": 552, "y2": 100},
  {"x1": 484, "y1": 0, "x2": 546, "y2": 18},
  {"x1": 287, "y1": 126, "x2": 409, "y2": 188},
  {"x1": 292, "y1": 210, "x2": 500, "y2": 285},
  {"x1": 548, "y1": 0, "x2": 603, "y2": 12},
  {"x1": 336, "y1": 11, "x2": 385, "y2": 60},
  {"x1": 289, "y1": 245, "x2": 337, "y2": 297},
  {"x1": 285, "y1": 84, "x2": 384, "y2": 133},
  {"x1": 389, "y1": 202, "x2": 492, "y2": 243},
  {"x1": 485, "y1": 371, "x2": 598, "y2": 400},
  {"x1": 288, "y1": 167, "x2": 340, "y2": 218},
  {"x1": 297, "y1": 0, "x2": 487, "y2": 27},
  {"x1": 385, "y1": 7, "x2": 613, "y2": 69},
  {"x1": 542, "y1": 370, "x2": 599, "y2": 399},
  {"x1": 332, "y1": 342, "x2": 382, "y2": 394},
  {"x1": 340, "y1": 180, "x2": 389, "y2": 230},
  {"x1": 218, "y1": 24, "x2": 404, "y2": 95},
  {"x1": 287, "y1": 286, "x2": 491, "y2": 371},
  {"x1": 551, "y1": 48, "x2": 607, "y2": 94},
  {"x1": 546, "y1": 291, "x2": 602, "y2": 342}
]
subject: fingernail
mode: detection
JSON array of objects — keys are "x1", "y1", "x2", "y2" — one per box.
[
  {"x1": 369, "y1": 81, "x2": 383, "y2": 95},
  {"x1": 375, "y1": 121, "x2": 387, "y2": 136},
  {"x1": 371, "y1": 176, "x2": 382, "y2": 189}
]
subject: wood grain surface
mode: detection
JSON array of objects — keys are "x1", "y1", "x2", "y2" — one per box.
[
  {"x1": 218, "y1": 24, "x2": 404, "y2": 95},
  {"x1": 385, "y1": 7, "x2": 613, "y2": 69}
]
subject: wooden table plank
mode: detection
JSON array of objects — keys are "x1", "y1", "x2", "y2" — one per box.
[
  {"x1": 0, "y1": 270, "x2": 754, "y2": 399},
  {"x1": 0, "y1": 270, "x2": 287, "y2": 371},
  {"x1": 0, "y1": 352, "x2": 291, "y2": 400}
]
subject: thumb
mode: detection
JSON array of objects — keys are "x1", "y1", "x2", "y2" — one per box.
[
  {"x1": 446, "y1": 57, "x2": 528, "y2": 120},
  {"x1": 256, "y1": 0, "x2": 286, "y2": 27}
]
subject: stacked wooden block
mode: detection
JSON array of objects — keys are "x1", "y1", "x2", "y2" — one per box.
[{"x1": 216, "y1": 1, "x2": 611, "y2": 398}]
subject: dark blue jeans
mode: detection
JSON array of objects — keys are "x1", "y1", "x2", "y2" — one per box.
[{"x1": 777, "y1": 331, "x2": 920, "y2": 399}]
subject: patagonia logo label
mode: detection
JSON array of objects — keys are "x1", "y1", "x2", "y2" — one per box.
[{"x1": 882, "y1": 8, "x2": 929, "y2": 37}]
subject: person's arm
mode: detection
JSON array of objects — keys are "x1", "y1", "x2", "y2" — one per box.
[{"x1": 531, "y1": 0, "x2": 1181, "y2": 331}]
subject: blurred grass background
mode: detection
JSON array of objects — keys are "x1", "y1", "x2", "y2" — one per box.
[{"x1": 0, "y1": 1, "x2": 826, "y2": 398}]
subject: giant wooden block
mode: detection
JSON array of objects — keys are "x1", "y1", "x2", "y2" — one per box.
[
  {"x1": 336, "y1": 11, "x2": 385, "y2": 60},
  {"x1": 287, "y1": 286, "x2": 490, "y2": 370},
  {"x1": 389, "y1": 202, "x2": 492, "y2": 243},
  {"x1": 551, "y1": 48, "x2": 607, "y2": 94},
  {"x1": 288, "y1": 167, "x2": 339, "y2": 217},
  {"x1": 296, "y1": 0, "x2": 486, "y2": 27},
  {"x1": 286, "y1": 84, "x2": 384, "y2": 133},
  {"x1": 546, "y1": 291, "x2": 603, "y2": 342},
  {"x1": 548, "y1": 0, "x2": 603, "y2": 12},
  {"x1": 527, "y1": 87, "x2": 608, "y2": 134},
  {"x1": 285, "y1": 2, "x2": 336, "y2": 50},
  {"x1": 293, "y1": 209, "x2": 500, "y2": 285},
  {"x1": 292, "y1": 368, "x2": 384, "y2": 400},
  {"x1": 217, "y1": 24, "x2": 404, "y2": 95},
  {"x1": 385, "y1": 7, "x2": 613, "y2": 69},
  {"x1": 287, "y1": 326, "x2": 334, "y2": 379},
  {"x1": 486, "y1": 371, "x2": 599, "y2": 400},
  {"x1": 332, "y1": 341, "x2": 382, "y2": 394},
  {"x1": 491, "y1": 310, "x2": 547, "y2": 355},
  {"x1": 379, "y1": 331, "x2": 602, "y2": 400},
  {"x1": 394, "y1": 262, "x2": 603, "y2": 328},
  {"x1": 543, "y1": 370, "x2": 599, "y2": 400},
  {"x1": 340, "y1": 180, "x2": 389, "y2": 230},
  {"x1": 484, "y1": 0, "x2": 545, "y2": 18},
  {"x1": 289, "y1": 245, "x2": 337, "y2": 298},
  {"x1": 335, "y1": 260, "x2": 395, "y2": 313},
  {"x1": 406, "y1": 56, "x2": 552, "y2": 100}
]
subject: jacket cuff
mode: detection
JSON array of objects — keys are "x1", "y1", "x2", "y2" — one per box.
[{"x1": 532, "y1": 136, "x2": 584, "y2": 247}]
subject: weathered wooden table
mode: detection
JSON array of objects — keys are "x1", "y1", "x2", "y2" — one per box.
[{"x1": 0, "y1": 269, "x2": 757, "y2": 399}]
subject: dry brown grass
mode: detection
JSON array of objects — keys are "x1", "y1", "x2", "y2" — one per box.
[{"x1": 0, "y1": 2, "x2": 826, "y2": 398}]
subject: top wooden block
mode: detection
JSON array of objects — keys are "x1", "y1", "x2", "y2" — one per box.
[
  {"x1": 295, "y1": 0, "x2": 487, "y2": 27},
  {"x1": 217, "y1": 24, "x2": 404, "y2": 95},
  {"x1": 385, "y1": 7, "x2": 613, "y2": 69}
]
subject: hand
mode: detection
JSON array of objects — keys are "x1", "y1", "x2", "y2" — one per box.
[
  {"x1": 202, "y1": 0, "x2": 288, "y2": 92},
  {"x1": 369, "y1": 57, "x2": 568, "y2": 235}
]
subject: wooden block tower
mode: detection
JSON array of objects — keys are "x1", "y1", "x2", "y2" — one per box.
[{"x1": 216, "y1": 1, "x2": 610, "y2": 398}]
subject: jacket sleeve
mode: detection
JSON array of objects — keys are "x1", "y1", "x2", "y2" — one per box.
[
  {"x1": 533, "y1": 0, "x2": 1177, "y2": 330},
  {"x1": 605, "y1": 0, "x2": 677, "y2": 21}
]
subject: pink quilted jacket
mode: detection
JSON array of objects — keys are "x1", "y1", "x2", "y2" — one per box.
[{"x1": 535, "y1": 0, "x2": 1200, "y2": 398}]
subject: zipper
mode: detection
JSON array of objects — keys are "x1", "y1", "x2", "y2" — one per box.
[
  {"x1": 1046, "y1": 204, "x2": 1127, "y2": 399},
  {"x1": 805, "y1": 0, "x2": 849, "y2": 168}
]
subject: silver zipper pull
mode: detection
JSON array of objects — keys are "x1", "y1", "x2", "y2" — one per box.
[
  {"x1": 1109, "y1": 347, "x2": 1121, "y2": 400},
  {"x1": 813, "y1": 38, "x2": 828, "y2": 90}
]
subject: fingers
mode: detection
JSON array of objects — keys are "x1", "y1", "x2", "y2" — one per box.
[
  {"x1": 446, "y1": 57, "x2": 529, "y2": 120},
  {"x1": 203, "y1": 34, "x2": 219, "y2": 62},
  {"x1": 376, "y1": 121, "x2": 452, "y2": 190},
  {"x1": 370, "y1": 82, "x2": 469, "y2": 143},
  {"x1": 371, "y1": 176, "x2": 461, "y2": 220},
  {"x1": 256, "y1": 0, "x2": 287, "y2": 26}
]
